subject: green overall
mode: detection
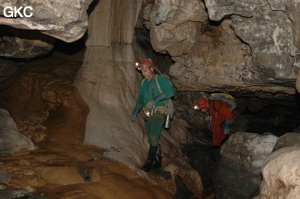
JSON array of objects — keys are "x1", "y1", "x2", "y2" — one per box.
[{"x1": 134, "y1": 75, "x2": 175, "y2": 146}]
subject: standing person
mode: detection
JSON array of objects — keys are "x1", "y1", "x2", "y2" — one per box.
[
  {"x1": 130, "y1": 58, "x2": 175, "y2": 172},
  {"x1": 195, "y1": 97, "x2": 232, "y2": 146}
]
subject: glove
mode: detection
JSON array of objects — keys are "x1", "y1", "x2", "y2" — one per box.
[
  {"x1": 130, "y1": 112, "x2": 137, "y2": 122},
  {"x1": 192, "y1": 109, "x2": 198, "y2": 114},
  {"x1": 130, "y1": 103, "x2": 143, "y2": 122},
  {"x1": 222, "y1": 121, "x2": 230, "y2": 135},
  {"x1": 146, "y1": 100, "x2": 156, "y2": 110}
]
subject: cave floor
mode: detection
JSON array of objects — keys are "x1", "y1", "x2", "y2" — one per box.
[
  {"x1": 0, "y1": 44, "x2": 173, "y2": 199},
  {"x1": 0, "y1": 142, "x2": 172, "y2": 199}
]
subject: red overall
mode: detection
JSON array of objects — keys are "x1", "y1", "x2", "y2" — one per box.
[{"x1": 208, "y1": 100, "x2": 232, "y2": 146}]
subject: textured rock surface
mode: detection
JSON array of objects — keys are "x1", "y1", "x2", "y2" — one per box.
[
  {"x1": 144, "y1": 0, "x2": 300, "y2": 94},
  {"x1": 214, "y1": 132, "x2": 278, "y2": 198},
  {"x1": 0, "y1": 190, "x2": 44, "y2": 199},
  {"x1": 0, "y1": 171, "x2": 11, "y2": 184},
  {"x1": 221, "y1": 132, "x2": 278, "y2": 173},
  {"x1": 149, "y1": 0, "x2": 207, "y2": 57},
  {"x1": 0, "y1": 26, "x2": 55, "y2": 58},
  {"x1": 0, "y1": 0, "x2": 299, "y2": 94},
  {"x1": 0, "y1": 49, "x2": 87, "y2": 143},
  {"x1": 0, "y1": 58, "x2": 20, "y2": 81},
  {"x1": 273, "y1": 132, "x2": 300, "y2": 151},
  {"x1": 86, "y1": 0, "x2": 142, "y2": 46},
  {"x1": 257, "y1": 146, "x2": 300, "y2": 199},
  {"x1": 0, "y1": 0, "x2": 93, "y2": 42},
  {"x1": 0, "y1": 143, "x2": 173, "y2": 199},
  {"x1": 0, "y1": 109, "x2": 34, "y2": 155}
]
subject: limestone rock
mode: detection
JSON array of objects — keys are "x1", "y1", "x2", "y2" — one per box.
[
  {"x1": 0, "y1": 190, "x2": 44, "y2": 199},
  {"x1": 220, "y1": 132, "x2": 278, "y2": 173},
  {"x1": 148, "y1": 0, "x2": 207, "y2": 57},
  {"x1": 0, "y1": 0, "x2": 93, "y2": 42},
  {"x1": 273, "y1": 132, "x2": 300, "y2": 151},
  {"x1": 169, "y1": 20, "x2": 250, "y2": 91},
  {"x1": 85, "y1": 0, "x2": 142, "y2": 46},
  {"x1": 296, "y1": 70, "x2": 300, "y2": 93},
  {"x1": 215, "y1": 132, "x2": 278, "y2": 198},
  {"x1": 0, "y1": 26, "x2": 55, "y2": 58},
  {"x1": 0, "y1": 58, "x2": 20, "y2": 82},
  {"x1": 0, "y1": 171, "x2": 11, "y2": 185},
  {"x1": 143, "y1": 0, "x2": 299, "y2": 94},
  {"x1": 204, "y1": 0, "x2": 299, "y2": 92},
  {"x1": 257, "y1": 146, "x2": 300, "y2": 199},
  {"x1": 0, "y1": 50, "x2": 86, "y2": 144},
  {"x1": 0, "y1": 109, "x2": 34, "y2": 155}
]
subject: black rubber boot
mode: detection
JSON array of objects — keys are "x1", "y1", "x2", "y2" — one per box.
[
  {"x1": 141, "y1": 145, "x2": 158, "y2": 172},
  {"x1": 152, "y1": 145, "x2": 162, "y2": 170}
]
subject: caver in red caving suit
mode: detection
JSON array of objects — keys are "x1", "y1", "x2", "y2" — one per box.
[{"x1": 196, "y1": 97, "x2": 233, "y2": 146}]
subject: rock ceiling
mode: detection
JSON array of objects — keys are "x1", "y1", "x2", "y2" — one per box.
[{"x1": 0, "y1": 0, "x2": 299, "y2": 96}]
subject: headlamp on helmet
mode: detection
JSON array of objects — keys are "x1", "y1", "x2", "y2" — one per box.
[
  {"x1": 135, "y1": 58, "x2": 153, "y2": 71},
  {"x1": 196, "y1": 97, "x2": 209, "y2": 110},
  {"x1": 194, "y1": 105, "x2": 200, "y2": 110},
  {"x1": 135, "y1": 62, "x2": 142, "y2": 70}
]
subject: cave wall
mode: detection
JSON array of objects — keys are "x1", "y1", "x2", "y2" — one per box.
[
  {"x1": 1, "y1": 0, "x2": 300, "y2": 197},
  {"x1": 0, "y1": 26, "x2": 56, "y2": 58},
  {"x1": 1, "y1": 0, "x2": 299, "y2": 93},
  {"x1": 145, "y1": 0, "x2": 300, "y2": 94}
]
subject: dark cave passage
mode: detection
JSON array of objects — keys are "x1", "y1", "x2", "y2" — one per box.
[
  {"x1": 242, "y1": 104, "x2": 300, "y2": 136},
  {"x1": 179, "y1": 91, "x2": 300, "y2": 199}
]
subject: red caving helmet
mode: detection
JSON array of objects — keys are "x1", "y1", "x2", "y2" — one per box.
[
  {"x1": 135, "y1": 58, "x2": 153, "y2": 70},
  {"x1": 197, "y1": 97, "x2": 209, "y2": 110}
]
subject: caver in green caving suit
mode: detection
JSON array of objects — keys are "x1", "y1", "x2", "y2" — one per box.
[{"x1": 130, "y1": 58, "x2": 175, "y2": 172}]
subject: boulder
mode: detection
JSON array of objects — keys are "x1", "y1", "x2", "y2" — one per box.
[
  {"x1": 0, "y1": 0, "x2": 93, "y2": 42},
  {"x1": 0, "y1": 109, "x2": 34, "y2": 155},
  {"x1": 221, "y1": 132, "x2": 278, "y2": 173},
  {"x1": 0, "y1": 26, "x2": 55, "y2": 58},
  {"x1": 212, "y1": 132, "x2": 278, "y2": 198},
  {"x1": 257, "y1": 146, "x2": 300, "y2": 199},
  {"x1": 273, "y1": 132, "x2": 300, "y2": 151}
]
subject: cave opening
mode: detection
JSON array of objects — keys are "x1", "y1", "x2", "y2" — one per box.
[{"x1": 52, "y1": 38, "x2": 86, "y2": 56}]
